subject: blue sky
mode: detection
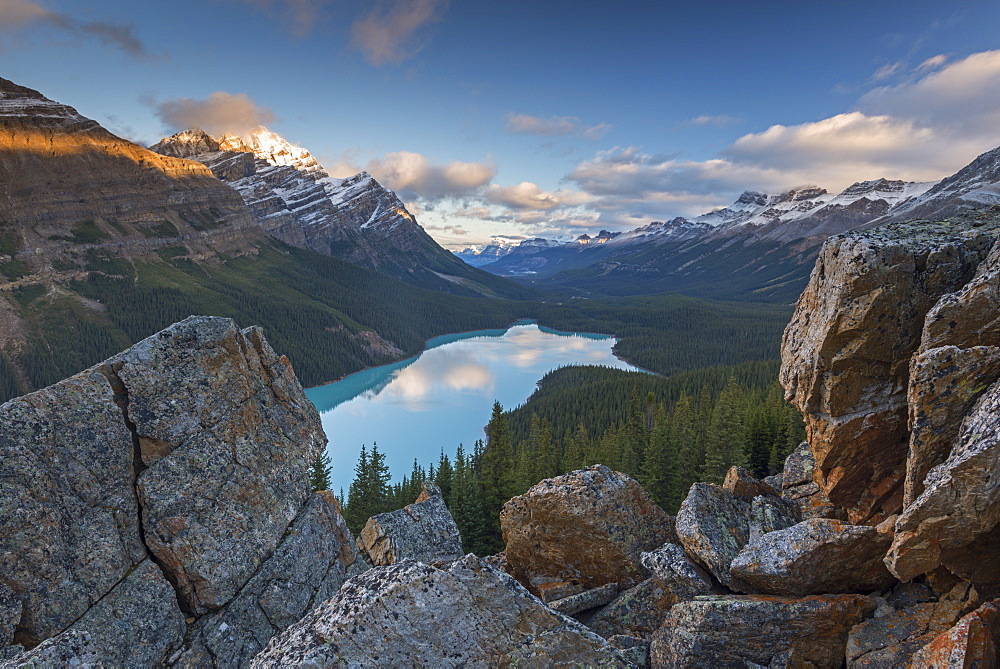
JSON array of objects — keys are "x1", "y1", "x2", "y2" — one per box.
[{"x1": 3, "y1": 1, "x2": 1000, "y2": 248}]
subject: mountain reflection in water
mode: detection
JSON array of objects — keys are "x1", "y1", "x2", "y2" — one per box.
[{"x1": 305, "y1": 322, "x2": 644, "y2": 494}]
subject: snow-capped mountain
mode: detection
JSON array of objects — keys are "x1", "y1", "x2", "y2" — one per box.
[
  {"x1": 455, "y1": 236, "x2": 564, "y2": 267},
  {"x1": 608, "y1": 179, "x2": 934, "y2": 247},
  {"x1": 873, "y1": 145, "x2": 1000, "y2": 224},
  {"x1": 151, "y1": 127, "x2": 518, "y2": 295}
]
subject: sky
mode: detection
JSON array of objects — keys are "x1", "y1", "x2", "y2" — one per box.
[{"x1": 3, "y1": 1, "x2": 1000, "y2": 249}]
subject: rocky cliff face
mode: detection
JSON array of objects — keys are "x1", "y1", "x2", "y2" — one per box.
[{"x1": 0, "y1": 78, "x2": 264, "y2": 266}]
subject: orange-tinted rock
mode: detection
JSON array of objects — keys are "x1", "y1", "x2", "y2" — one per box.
[
  {"x1": 887, "y1": 381, "x2": 1000, "y2": 582},
  {"x1": 723, "y1": 466, "x2": 779, "y2": 498},
  {"x1": 501, "y1": 466, "x2": 675, "y2": 595},
  {"x1": 650, "y1": 594, "x2": 876, "y2": 667},
  {"x1": 911, "y1": 600, "x2": 1000, "y2": 667},
  {"x1": 779, "y1": 222, "x2": 997, "y2": 523},
  {"x1": 846, "y1": 600, "x2": 965, "y2": 666}
]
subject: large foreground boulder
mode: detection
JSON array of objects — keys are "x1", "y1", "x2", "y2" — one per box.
[
  {"x1": 650, "y1": 594, "x2": 876, "y2": 667},
  {"x1": 779, "y1": 219, "x2": 999, "y2": 522},
  {"x1": 357, "y1": 482, "x2": 463, "y2": 566},
  {"x1": 911, "y1": 600, "x2": 1000, "y2": 666},
  {"x1": 117, "y1": 317, "x2": 326, "y2": 614},
  {"x1": 251, "y1": 556, "x2": 630, "y2": 667},
  {"x1": 501, "y1": 465, "x2": 676, "y2": 595},
  {"x1": 846, "y1": 600, "x2": 966, "y2": 667},
  {"x1": 729, "y1": 518, "x2": 895, "y2": 596}
]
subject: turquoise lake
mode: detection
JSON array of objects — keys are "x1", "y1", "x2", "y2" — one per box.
[{"x1": 304, "y1": 321, "x2": 644, "y2": 495}]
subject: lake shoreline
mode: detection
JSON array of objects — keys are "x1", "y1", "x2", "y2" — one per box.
[{"x1": 303, "y1": 317, "x2": 645, "y2": 391}]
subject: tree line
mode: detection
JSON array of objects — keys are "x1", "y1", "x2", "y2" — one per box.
[{"x1": 329, "y1": 373, "x2": 804, "y2": 557}]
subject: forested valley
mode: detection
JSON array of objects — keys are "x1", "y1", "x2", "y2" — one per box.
[{"x1": 330, "y1": 361, "x2": 804, "y2": 557}]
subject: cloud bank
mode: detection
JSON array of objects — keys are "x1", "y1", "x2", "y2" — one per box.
[
  {"x1": 365, "y1": 150, "x2": 494, "y2": 199},
  {"x1": 505, "y1": 113, "x2": 611, "y2": 139},
  {"x1": 152, "y1": 92, "x2": 277, "y2": 137}
]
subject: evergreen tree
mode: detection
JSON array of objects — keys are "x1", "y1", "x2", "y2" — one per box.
[
  {"x1": 701, "y1": 378, "x2": 747, "y2": 483},
  {"x1": 435, "y1": 450, "x2": 454, "y2": 500},
  {"x1": 308, "y1": 450, "x2": 332, "y2": 492}
]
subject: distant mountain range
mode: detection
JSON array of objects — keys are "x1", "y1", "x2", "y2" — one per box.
[{"x1": 466, "y1": 147, "x2": 1000, "y2": 301}]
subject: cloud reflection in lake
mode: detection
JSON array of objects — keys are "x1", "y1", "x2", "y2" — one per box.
[{"x1": 305, "y1": 323, "x2": 645, "y2": 495}]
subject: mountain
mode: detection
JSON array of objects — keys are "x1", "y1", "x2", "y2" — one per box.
[
  {"x1": 151, "y1": 128, "x2": 524, "y2": 298},
  {"x1": 870, "y1": 145, "x2": 1000, "y2": 224},
  {"x1": 455, "y1": 236, "x2": 568, "y2": 267},
  {"x1": 479, "y1": 156, "x2": 1000, "y2": 301},
  {"x1": 0, "y1": 77, "x2": 533, "y2": 402}
]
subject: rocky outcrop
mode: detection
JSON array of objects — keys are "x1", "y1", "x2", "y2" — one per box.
[
  {"x1": 729, "y1": 518, "x2": 895, "y2": 596},
  {"x1": 780, "y1": 441, "x2": 844, "y2": 520},
  {"x1": 675, "y1": 482, "x2": 799, "y2": 588},
  {"x1": 501, "y1": 465, "x2": 676, "y2": 595},
  {"x1": 780, "y1": 218, "x2": 1000, "y2": 522},
  {"x1": 846, "y1": 600, "x2": 966, "y2": 667},
  {"x1": 723, "y1": 465, "x2": 779, "y2": 498},
  {"x1": 251, "y1": 556, "x2": 631, "y2": 668},
  {"x1": 0, "y1": 316, "x2": 353, "y2": 667},
  {"x1": 113, "y1": 317, "x2": 325, "y2": 614},
  {"x1": 911, "y1": 600, "x2": 1000, "y2": 666},
  {"x1": 357, "y1": 482, "x2": 463, "y2": 566},
  {"x1": 586, "y1": 578, "x2": 676, "y2": 640},
  {"x1": 650, "y1": 594, "x2": 876, "y2": 667}
]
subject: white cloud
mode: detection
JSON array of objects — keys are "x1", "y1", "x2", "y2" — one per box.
[
  {"x1": 350, "y1": 0, "x2": 447, "y2": 66},
  {"x1": 871, "y1": 61, "x2": 905, "y2": 81},
  {"x1": 505, "y1": 113, "x2": 611, "y2": 139},
  {"x1": 152, "y1": 92, "x2": 277, "y2": 137},
  {"x1": 685, "y1": 114, "x2": 741, "y2": 126},
  {"x1": 916, "y1": 54, "x2": 948, "y2": 71},
  {"x1": 365, "y1": 151, "x2": 494, "y2": 199}
]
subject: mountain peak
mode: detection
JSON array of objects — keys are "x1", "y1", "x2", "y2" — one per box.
[{"x1": 220, "y1": 126, "x2": 325, "y2": 175}]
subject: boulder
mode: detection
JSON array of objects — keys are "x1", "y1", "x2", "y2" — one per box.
[
  {"x1": 62, "y1": 559, "x2": 185, "y2": 667},
  {"x1": 0, "y1": 582, "x2": 20, "y2": 648},
  {"x1": 357, "y1": 482, "x2": 463, "y2": 566},
  {"x1": 846, "y1": 600, "x2": 965, "y2": 666},
  {"x1": 887, "y1": 380, "x2": 1000, "y2": 582},
  {"x1": 501, "y1": 465, "x2": 676, "y2": 595},
  {"x1": 640, "y1": 543, "x2": 716, "y2": 600},
  {"x1": 606, "y1": 635, "x2": 649, "y2": 669},
  {"x1": 550, "y1": 583, "x2": 619, "y2": 616},
  {"x1": 116, "y1": 317, "x2": 326, "y2": 614},
  {"x1": 911, "y1": 600, "x2": 1000, "y2": 667},
  {"x1": 173, "y1": 492, "x2": 367, "y2": 667},
  {"x1": 650, "y1": 594, "x2": 876, "y2": 668},
  {"x1": 724, "y1": 466, "x2": 779, "y2": 498},
  {"x1": 779, "y1": 221, "x2": 997, "y2": 522},
  {"x1": 0, "y1": 366, "x2": 145, "y2": 646},
  {"x1": 780, "y1": 442, "x2": 844, "y2": 520},
  {"x1": 587, "y1": 578, "x2": 677, "y2": 640},
  {"x1": 749, "y1": 494, "x2": 802, "y2": 544},
  {"x1": 250, "y1": 556, "x2": 630, "y2": 667},
  {"x1": 729, "y1": 518, "x2": 895, "y2": 596},
  {"x1": 675, "y1": 483, "x2": 798, "y2": 588}
]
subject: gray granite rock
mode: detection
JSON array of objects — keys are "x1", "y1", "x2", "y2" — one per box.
[
  {"x1": 587, "y1": 578, "x2": 677, "y2": 640},
  {"x1": 357, "y1": 482, "x2": 463, "y2": 566},
  {"x1": 550, "y1": 583, "x2": 618, "y2": 615},
  {"x1": 749, "y1": 494, "x2": 802, "y2": 544},
  {"x1": 639, "y1": 543, "x2": 715, "y2": 600},
  {"x1": 174, "y1": 492, "x2": 367, "y2": 667},
  {"x1": 67, "y1": 559, "x2": 185, "y2": 667},
  {"x1": 250, "y1": 555, "x2": 630, "y2": 667},
  {"x1": 781, "y1": 441, "x2": 845, "y2": 520},
  {"x1": 651, "y1": 594, "x2": 876, "y2": 668},
  {"x1": 676, "y1": 483, "x2": 798, "y2": 588},
  {"x1": 0, "y1": 582, "x2": 20, "y2": 648},
  {"x1": 116, "y1": 317, "x2": 326, "y2": 615},
  {"x1": 0, "y1": 366, "x2": 145, "y2": 646},
  {"x1": 607, "y1": 635, "x2": 649, "y2": 668},
  {"x1": 2, "y1": 630, "x2": 99, "y2": 668},
  {"x1": 730, "y1": 518, "x2": 895, "y2": 596}
]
